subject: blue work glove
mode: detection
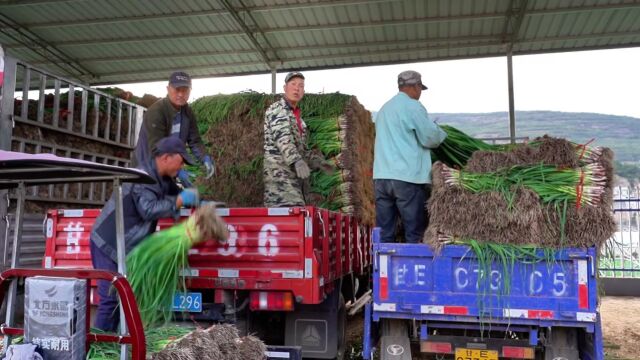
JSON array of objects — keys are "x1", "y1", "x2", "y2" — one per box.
[
  {"x1": 203, "y1": 155, "x2": 215, "y2": 179},
  {"x1": 177, "y1": 169, "x2": 193, "y2": 187},
  {"x1": 179, "y1": 188, "x2": 200, "y2": 208}
]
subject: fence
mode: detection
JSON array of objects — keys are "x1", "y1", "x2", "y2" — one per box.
[
  {"x1": 0, "y1": 55, "x2": 145, "y2": 206},
  {"x1": 477, "y1": 136, "x2": 529, "y2": 144},
  {"x1": 599, "y1": 186, "x2": 640, "y2": 278}
]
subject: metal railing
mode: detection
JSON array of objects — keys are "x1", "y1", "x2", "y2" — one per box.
[
  {"x1": 599, "y1": 186, "x2": 640, "y2": 278},
  {"x1": 0, "y1": 55, "x2": 145, "y2": 205},
  {"x1": 476, "y1": 136, "x2": 530, "y2": 144}
]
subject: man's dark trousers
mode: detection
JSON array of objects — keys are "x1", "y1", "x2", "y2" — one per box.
[
  {"x1": 375, "y1": 179, "x2": 428, "y2": 243},
  {"x1": 90, "y1": 241, "x2": 119, "y2": 332}
]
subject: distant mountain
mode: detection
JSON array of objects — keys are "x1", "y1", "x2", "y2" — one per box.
[{"x1": 428, "y1": 111, "x2": 640, "y2": 163}]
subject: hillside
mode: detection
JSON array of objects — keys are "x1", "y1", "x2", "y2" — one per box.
[{"x1": 429, "y1": 111, "x2": 640, "y2": 163}]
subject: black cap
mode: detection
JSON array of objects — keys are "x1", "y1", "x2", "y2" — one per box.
[
  {"x1": 168, "y1": 71, "x2": 192, "y2": 88},
  {"x1": 153, "y1": 136, "x2": 195, "y2": 165},
  {"x1": 284, "y1": 71, "x2": 305, "y2": 83}
]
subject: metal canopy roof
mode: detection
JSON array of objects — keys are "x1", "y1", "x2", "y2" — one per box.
[
  {"x1": 0, "y1": 150, "x2": 154, "y2": 189},
  {"x1": 0, "y1": 0, "x2": 639, "y2": 85}
]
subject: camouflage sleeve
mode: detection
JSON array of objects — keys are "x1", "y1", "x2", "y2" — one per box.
[{"x1": 268, "y1": 110, "x2": 303, "y2": 166}]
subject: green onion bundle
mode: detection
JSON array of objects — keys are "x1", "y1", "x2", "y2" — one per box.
[
  {"x1": 432, "y1": 125, "x2": 505, "y2": 167},
  {"x1": 306, "y1": 116, "x2": 343, "y2": 158},
  {"x1": 306, "y1": 116, "x2": 356, "y2": 212},
  {"x1": 310, "y1": 170, "x2": 342, "y2": 197},
  {"x1": 126, "y1": 203, "x2": 228, "y2": 328},
  {"x1": 86, "y1": 326, "x2": 194, "y2": 359},
  {"x1": 442, "y1": 162, "x2": 607, "y2": 206},
  {"x1": 434, "y1": 125, "x2": 603, "y2": 168}
]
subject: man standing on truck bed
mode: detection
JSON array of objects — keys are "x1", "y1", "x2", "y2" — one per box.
[
  {"x1": 90, "y1": 136, "x2": 199, "y2": 332},
  {"x1": 263, "y1": 71, "x2": 330, "y2": 207},
  {"x1": 373, "y1": 70, "x2": 447, "y2": 243},
  {"x1": 132, "y1": 71, "x2": 215, "y2": 187}
]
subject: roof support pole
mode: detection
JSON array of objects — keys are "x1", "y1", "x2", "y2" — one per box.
[
  {"x1": 0, "y1": 53, "x2": 16, "y2": 152},
  {"x1": 271, "y1": 68, "x2": 276, "y2": 94},
  {"x1": 2, "y1": 181, "x2": 24, "y2": 350},
  {"x1": 113, "y1": 177, "x2": 128, "y2": 360},
  {"x1": 0, "y1": 54, "x2": 15, "y2": 273},
  {"x1": 507, "y1": 44, "x2": 516, "y2": 144}
]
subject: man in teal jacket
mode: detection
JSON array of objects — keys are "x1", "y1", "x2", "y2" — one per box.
[{"x1": 373, "y1": 70, "x2": 447, "y2": 243}]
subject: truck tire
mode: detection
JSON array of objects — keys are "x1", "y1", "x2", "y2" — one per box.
[{"x1": 543, "y1": 327, "x2": 579, "y2": 360}]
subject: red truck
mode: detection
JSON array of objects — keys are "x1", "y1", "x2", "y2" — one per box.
[{"x1": 43, "y1": 206, "x2": 371, "y2": 359}]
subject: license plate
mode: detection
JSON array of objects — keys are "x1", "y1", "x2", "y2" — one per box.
[
  {"x1": 172, "y1": 292, "x2": 202, "y2": 312},
  {"x1": 455, "y1": 348, "x2": 498, "y2": 360}
]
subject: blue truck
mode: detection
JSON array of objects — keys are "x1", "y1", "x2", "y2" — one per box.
[{"x1": 362, "y1": 229, "x2": 604, "y2": 360}]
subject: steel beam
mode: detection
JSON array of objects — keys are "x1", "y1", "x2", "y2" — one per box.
[
  {"x1": 1, "y1": 0, "x2": 398, "y2": 29},
  {"x1": 30, "y1": 35, "x2": 495, "y2": 66},
  {"x1": 2, "y1": 182, "x2": 24, "y2": 350},
  {"x1": 220, "y1": 0, "x2": 279, "y2": 66},
  {"x1": 507, "y1": 45, "x2": 516, "y2": 144},
  {"x1": 0, "y1": 14, "x2": 92, "y2": 78},
  {"x1": 501, "y1": 0, "x2": 529, "y2": 44},
  {"x1": 502, "y1": 0, "x2": 528, "y2": 143},
  {"x1": 3, "y1": 13, "x2": 508, "y2": 49},
  {"x1": 87, "y1": 39, "x2": 640, "y2": 85},
  {"x1": 271, "y1": 68, "x2": 277, "y2": 94}
]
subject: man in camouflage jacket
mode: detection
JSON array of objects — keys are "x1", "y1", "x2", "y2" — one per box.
[{"x1": 263, "y1": 72, "x2": 320, "y2": 207}]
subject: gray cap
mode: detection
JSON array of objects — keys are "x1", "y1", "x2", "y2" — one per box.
[
  {"x1": 285, "y1": 71, "x2": 305, "y2": 83},
  {"x1": 398, "y1": 70, "x2": 427, "y2": 90}
]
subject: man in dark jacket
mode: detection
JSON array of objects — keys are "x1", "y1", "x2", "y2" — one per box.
[
  {"x1": 132, "y1": 71, "x2": 215, "y2": 186},
  {"x1": 90, "y1": 136, "x2": 199, "y2": 332}
]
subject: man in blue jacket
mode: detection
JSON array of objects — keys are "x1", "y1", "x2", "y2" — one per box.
[
  {"x1": 90, "y1": 136, "x2": 199, "y2": 331},
  {"x1": 373, "y1": 70, "x2": 447, "y2": 243}
]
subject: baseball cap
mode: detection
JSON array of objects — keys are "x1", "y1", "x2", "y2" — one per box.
[
  {"x1": 153, "y1": 136, "x2": 195, "y2": 165},
  {"x1": 168, "y1": 71, "x2": 192, "y2": 88},
  {"x1": 397, "y1": 70, "x2": 427, "y2": 90},
  {"x1": 285, "y1": 71, "x2": 305, "y2": 83}
]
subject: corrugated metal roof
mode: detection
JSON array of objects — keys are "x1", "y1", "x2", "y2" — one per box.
[{"x1": 0, "y1": 0, "x2": 638, "y2": 85}]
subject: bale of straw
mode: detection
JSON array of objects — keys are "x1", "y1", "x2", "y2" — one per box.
[
  {"x1": 151, "y1": 325, "x2": 269, "y2": 360},
  {"x1": 205, "y1": 324, "x2": 240, "y2": 345},
  {"x1": 237, "y1": 335, "x2": 268, "y2": 360},
  {"x1": 149, "y1": 347, "x2": 196, "y2": 360},
  {"x1": 167, "y1": 329, "x2": 222, "y2": 360},
  {"x1": 191, "y1": 92, "x2": 375, "y2": 225}
]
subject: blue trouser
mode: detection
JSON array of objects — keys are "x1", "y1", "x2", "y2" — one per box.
[
  {"x1": 375, "y1": 179, "x2": 429, "y2": 243},
  {"x1": 90, "y1": 241, "x2": 119, "y2": 332}
]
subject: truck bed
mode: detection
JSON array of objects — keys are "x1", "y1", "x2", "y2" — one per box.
[
  {"x1": 372, "y1": 240, "x2": 599, "y2": 328},
  {"x1": 43, "y1": 206, "x2": 371, "y2": 305}
]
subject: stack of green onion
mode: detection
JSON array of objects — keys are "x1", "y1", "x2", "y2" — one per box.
[{"x1": 305, "y1": 116, "x2": 353, "y2": 211}]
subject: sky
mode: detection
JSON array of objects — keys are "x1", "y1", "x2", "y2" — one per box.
[{"x1": 115, "y1": 47, "x2": 640, "y2": 119}]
